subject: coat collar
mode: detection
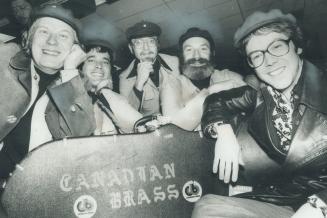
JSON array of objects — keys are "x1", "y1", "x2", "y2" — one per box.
[
  {"x1": 9, "y1": 51, "x2": 32, "y2": 94},
  {"x1": 299, "y1": 60, "x2": 327, "y2": 114}
]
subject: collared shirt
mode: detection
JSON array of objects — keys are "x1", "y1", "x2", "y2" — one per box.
[{"x1": 267, "y1": 60, "x2": 304, "y2": 157}]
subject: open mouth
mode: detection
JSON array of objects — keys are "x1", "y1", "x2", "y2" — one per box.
[
  {"x1": 42, "y1": 49, "x2": 60, "y2": 56},
  {"x1": 91, "y1": 72, "x2": 104, "y2": 78},
  {"x1": 190, "y1": 62, "x2": 206, "y2": 67},
  {"x1": 268, "y1": 66, "x2": 285, "y2": 76}
]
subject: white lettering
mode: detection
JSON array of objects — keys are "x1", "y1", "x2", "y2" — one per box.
[
  {"x1": 153, "y1": 186, "x2": 166, "y2": 202},
  {"x1": 59, "y1": 174, "x2": 72, "y2": 192},
  {"x1": 149, "y1": 165, "x2": 163, "y2": 181}
]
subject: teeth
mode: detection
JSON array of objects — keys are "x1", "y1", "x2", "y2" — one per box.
[
  {"x1": 43, "y1": 50, "x2": 60, "y2": 55},
  {"x1": 92, "y1": 72, "x2": 103, "y2": 78},
  {"x1": 190, "y1": 62, "x2": 205, "y2": 67}
]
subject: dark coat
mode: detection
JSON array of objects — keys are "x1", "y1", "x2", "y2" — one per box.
[
  {"x1": 0, "y1": 51, "x2": 95, "y2": 178},
  {"x1": 202, "y1": 60, "x2": 327, "y2": 208}
]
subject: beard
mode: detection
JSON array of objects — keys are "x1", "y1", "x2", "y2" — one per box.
[{"x1": 182, "y1": 58, "x2": 214, "y2": 80}]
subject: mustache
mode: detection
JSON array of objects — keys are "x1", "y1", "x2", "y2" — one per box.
[{"x1": 184, "y1": 58, "x2": 210, "y2": 65}]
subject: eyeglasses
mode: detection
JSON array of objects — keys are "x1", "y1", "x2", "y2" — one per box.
[
  {"x1": 131, "y1": 37, "x2": 158, "y2": 49},
  {"x1": 247, "y1": 39, "x2": 291, "y2": 68}
]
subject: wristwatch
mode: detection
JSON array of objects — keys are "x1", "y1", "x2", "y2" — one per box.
[
  {"x1": 206, "y1": 121, "x2": 225, "y2": 139},
  {"x1": 307, "y1": 195, "x2": 327, "y2": 217}
]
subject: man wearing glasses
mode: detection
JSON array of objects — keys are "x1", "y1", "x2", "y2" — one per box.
[
  {"x1": 119, "y1": 21, "x2": 180, "y2": 116},
  {"x1": 192, "y1": 9, "x2": 327, "y2": 218}
]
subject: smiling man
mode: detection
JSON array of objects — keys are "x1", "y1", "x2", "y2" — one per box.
[
  {"x1": 192, "y1": 9, "x2": 327, "y2": 218},
  {"x1": 159, "y1": 28, "x2": 245, "y2": 131},
  {"x1": 79, "y1": 20, "x2": 142, "y2": 135},
  {"x1": 0, "y1": 4, "x2": 95, "y2": 180}
]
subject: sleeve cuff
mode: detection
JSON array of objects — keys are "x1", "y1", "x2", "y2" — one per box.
[{"x1": 60, "y1": 69, "x2": 79, "y2": 83}]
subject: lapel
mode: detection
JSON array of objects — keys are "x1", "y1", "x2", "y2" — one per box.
[
  {"x1": 282, "y1": 60, "x2": 327, "y2": 170},
  {"x1": 10, "y1": 51, "x2": 32, "y2": 95}
]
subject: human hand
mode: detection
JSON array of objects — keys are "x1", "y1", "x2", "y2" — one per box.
[
  {"x1": 64, "y1": 44, "x2": 86, "y2": 70},
  {"x1": 96, "y1": 79, "x2": 113, "y2": 93},
  {"x1": 291, "y1": 203, "x2": 324, "y2": 218},
  {"x1": 208, "y1": 81, "x2": 235, "y2": 95},
  {"x1": 134, "y1": 61, "x2": 153, "y2": 90},
  {"x1": 213, "y1": 124, "x2": 240, "y2": 183}
]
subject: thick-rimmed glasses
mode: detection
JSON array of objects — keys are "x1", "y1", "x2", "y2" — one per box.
[{"x1": 247, "y1": 39, "x2": 291, "y2": 68}]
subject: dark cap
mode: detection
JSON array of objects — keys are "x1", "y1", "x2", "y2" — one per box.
[
  {"x1": 80, "y1": 15, "x2": 114, "y2": 53},
  {"x1": 30, "y1": 4, "x2": 80, "y2": 34},
  {"x1": 233, "y1": 9, "x2": 297, "y2": 48},
  {"x1": 28, "y1": 0, "x2": 96, "y2": 18},
  {"x1": 126, "y1": 21, "x2": 161, "y2": 41},
  {"x1": 179, "y1": 27, "x2": 215, "y2": 52}
]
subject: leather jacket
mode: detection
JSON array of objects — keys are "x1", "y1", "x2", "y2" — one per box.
[{"x1": 201, "y1": 60, "x2": 327, "y2": 208}]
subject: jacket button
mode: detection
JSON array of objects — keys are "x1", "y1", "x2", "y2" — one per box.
[
  {"x1": 70, "y1": 105, "x2": 76, "y2": 113},
  {"x1": 6, "y1": 115, "x2": 17, "y2": 124}
]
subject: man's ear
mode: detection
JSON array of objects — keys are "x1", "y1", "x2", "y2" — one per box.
[
  {"x1": 297, "y1": 47, "x2": 303, "y2": 55},
  {"x1": 128, "y1": 43, "x2": 134, "y2": 55}
]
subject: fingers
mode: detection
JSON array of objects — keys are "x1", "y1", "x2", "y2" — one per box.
[
  {"x1": 219, "y1": 159, "x2": 225, "y2": 181},
  {"x1": 232, "y1": 161, "x2": 239, "y2": 183},
  {"x1": 224, "y1": 161, "x2": 232, "y2": 183},
  {"x1": 214, "y1": 158, "x2": 238, "y2": 183},
  {"x1": 212, "y1": 154, "x2": 219, "y2": 174}
]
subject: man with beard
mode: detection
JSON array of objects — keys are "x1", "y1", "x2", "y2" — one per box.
[
  {"x1": 119, "y1": 21, "x2": 180, "y2": 116},
  {"x1": 160, "y1": 27, "x2": 245, "y2": 131}
]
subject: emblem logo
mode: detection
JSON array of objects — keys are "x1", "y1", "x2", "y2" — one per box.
[
  {"x1": 182, "y1": 180, "x2": 202, "y2": 202},
  {"x1": 73, "y1": 195, "x2": 97, "y2": 218}
]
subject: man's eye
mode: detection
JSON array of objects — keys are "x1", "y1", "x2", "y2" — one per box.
[
  {"x1": 133, "y1": 40, "x2": 142, "y2": 46},
  {"x1": 201, "y1": 47, "x2": 209, "y2": 51},
  {"x1": 38, "y1": 29, "x2": 48, "y2": 35},
  {"x1": 149, "y1": 39, "x2": 156, "y2": 44},
  {"x1": 184, "y1": 48, "x2": 192, "y2": 52},
  {"x1": 87, "y1": 59, "x2": 95, "y2": 63},
  {"x1": 251, "y1": 53, "x2": 261, "y2": 60},
  {"x1": 58, "y1": 33, "x2": 69, "y2": 39}
]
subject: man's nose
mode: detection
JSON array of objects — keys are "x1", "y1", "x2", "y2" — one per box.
[
  {"x1": 46, "y1": 33, "x2": 58, "y2": 45},
  {"x1": 142, "y1": 41, "x2": 150, "y2": 51},
  {"x1": 264, "y1": 52, "x2": 278, "y2": 66},
  {"x1": 95, "y1": 63, "x2": 102, "y2": 69},
  {"x1": 193, "y1": 49, "x2": 201, "y2": 60}
]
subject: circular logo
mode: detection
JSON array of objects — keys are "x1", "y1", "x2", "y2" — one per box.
[
  {"x1": 73, "y1": 195, "x2": 97, "y2": 218},
  {"x1": 182, "y1": 180, "x2": 202, "y2": 202}
]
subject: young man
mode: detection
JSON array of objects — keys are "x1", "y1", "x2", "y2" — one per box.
[
  {"x1": 161, "y1": 28, "x2": 245, "y2": 131},
  {"x1": 193, "y1": 9, "x2": 327, "y2": 218},
  {"x1": 0, "y1": 5, "x2": 95, "y2": 179},
  {"x1": 119, "y1": 21, "x2": 180, "y2": 116},
  {"x1": 79, "y1": 19, "x2": 142, "y2": 135}
]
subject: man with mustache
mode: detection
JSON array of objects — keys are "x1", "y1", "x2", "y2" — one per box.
[
  {"x1": 119, "y1": 21, "x2": 180, "y2": 116},
  {"x1": 193, "y1": 9, "x2": 327, "y2": 218},
  {"x1": 160, "y1": 28, "x2": 245, "y2": 130},
  {"x1": 0, "y1": 4, "x2": 95, "y2": 181}
]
